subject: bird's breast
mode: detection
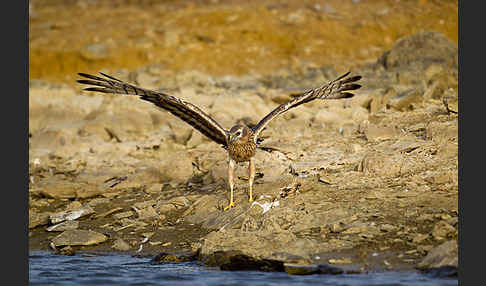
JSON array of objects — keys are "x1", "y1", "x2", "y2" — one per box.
[{"x1": 228, "y1": 140, "x2": 256, "y2": 162}]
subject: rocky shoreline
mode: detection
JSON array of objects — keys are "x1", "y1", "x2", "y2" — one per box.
[{"x1": 29, "y1": 31, "x2": 457, "y2": 277}]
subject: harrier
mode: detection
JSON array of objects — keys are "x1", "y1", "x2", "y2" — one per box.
[{"x1": 77, "y1": 71, "x2": 362, "y2": 210}]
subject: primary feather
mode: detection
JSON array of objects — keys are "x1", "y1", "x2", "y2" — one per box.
[
  {"x1": 251, "y1": 72, "x2": 362, "y2": 140},
  {"x1": 77, "y1": 72, "x2": 229, "y2": 146}
]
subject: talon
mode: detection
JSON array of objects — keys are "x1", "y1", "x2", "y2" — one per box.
[
  {"x1": 224, "y1": 201, "x2": 235, "y2": 211},
  {"x1": 248, "y1": 197, "x2": 254, "y2": 203}
]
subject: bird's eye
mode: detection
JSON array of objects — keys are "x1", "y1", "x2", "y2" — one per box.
[{"x1": 235, "y1": 131, "x2": 241, "y2": 136}]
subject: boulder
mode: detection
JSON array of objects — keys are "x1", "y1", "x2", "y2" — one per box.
[
  {"x1": 417, "y1": 240, "x2": 457, "y2": 277},
  {"x1": 51, "y1": 230, "x2": 108, "y2": 247},
  {"x1": 199, "y1": 228, "x2": 327, "y2": 268},
  {"x1": 205, "y1": 250, "x2": 284, "y2": 272},
  {"x1": 381, "y1": 31, "x2": 457, "y2": 70}
]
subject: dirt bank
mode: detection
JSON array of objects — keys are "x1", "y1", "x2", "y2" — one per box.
[{"x1": 29, "y1": 0, "x2": 457, "y2": 82}]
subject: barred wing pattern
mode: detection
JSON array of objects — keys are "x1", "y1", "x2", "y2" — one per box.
[
  {"x1": 77, "y1": 73, "x2": 229, "y2": 146},
  {"x1": 251, "y1": 72, "x2": 362, "y2": 142}
]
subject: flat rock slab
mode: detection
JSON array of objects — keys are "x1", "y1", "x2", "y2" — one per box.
[
  {"x1": 50, "y1": 206, "x2": 95, "y2": 224},
  {"x1": 51, "y1": 229, "x2": 108, "y2": 247},
  {"x1": 46, "y1": 220, "x2": 79, "y2": 232}
]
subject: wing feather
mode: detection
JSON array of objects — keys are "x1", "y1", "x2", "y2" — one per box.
[
  {"x1": 251, "y1": 72, "x2": 362, "y2": 141},
  {"x1": 77, "y1": 72, "x2": 229, "y2": 146}
]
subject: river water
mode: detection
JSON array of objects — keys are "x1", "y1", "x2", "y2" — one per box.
[{"x1": 29, "y1": 251, "x2": 457, "y2": 286}]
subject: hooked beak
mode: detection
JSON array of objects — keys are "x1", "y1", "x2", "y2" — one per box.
[{"x1": 229, "y1": 135, "x2": 233, "y2": 141}]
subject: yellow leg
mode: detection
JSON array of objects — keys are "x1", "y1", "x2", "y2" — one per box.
[
  {"x1": 248, "y1": 157, "x2": 255, "y2": 202},
  {"x1": 224, "y1": 159, "x2": 236, "y2": 211}
]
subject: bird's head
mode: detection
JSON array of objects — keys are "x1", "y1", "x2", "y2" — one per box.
[{"x1": 229, "y1": 125, "x2": 250, "y2": 143}]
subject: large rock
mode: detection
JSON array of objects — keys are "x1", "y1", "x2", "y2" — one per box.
[
  {"x1": 199, "y1": 229, "x2": 325, "y2": 268},
  {"x1": 417, "y1": 240, "x2": 457, "y2": 277},
  {"x1": 36, "y1": 181, "x2": 77, "y2": 199},
  {"x1": 417, "y1": 240, "x2": 457, "y2": 269},
  {"x1": 202, "y1": 250, "x2": 284, "y2": 272},
  {"x1": 34, "y1": 178, "x2": 104, "y2": 200},
  {"x1": 381, "y1": 31, "x2": 457, "y2": 70},
  {"x1": 51, "y1": 230, "x2": 108, "y2": 247},
  {"x1": 29, "y1": 211, "x2": 51, "y2": 229}
]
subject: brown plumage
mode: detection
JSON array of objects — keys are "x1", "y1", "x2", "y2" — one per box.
[
  {"x1": 77, "y1": 71, "x2": 362, "y2": 210},
  {"x1": 227, "y1": 125, "x2": 256, "y2": 162}
]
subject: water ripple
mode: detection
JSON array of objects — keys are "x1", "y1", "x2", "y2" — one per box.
[{"x1": 29, "y1": 251, "x2": 457, "y2": 286}]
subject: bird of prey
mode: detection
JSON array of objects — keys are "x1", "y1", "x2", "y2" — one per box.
[{"x1": 77, "y1": 71, "x2": 362, "y2": 210}]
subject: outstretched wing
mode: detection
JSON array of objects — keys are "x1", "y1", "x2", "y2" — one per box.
[
  {"x1": 77, "y1": 72, "x2": 229, "y2": 146},
  {"x1": 251, "y1": 72, "x2": 362, "y2": 141}
]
